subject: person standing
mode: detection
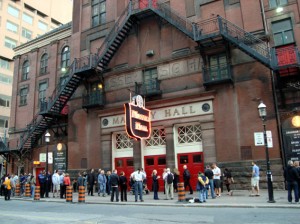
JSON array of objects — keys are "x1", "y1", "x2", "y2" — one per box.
[
  {"x1": 183, "y1": 165, "x2": 193, "y2": 195},
  {"x1": 29, "y1": 174, "x2": 36, "y2": 198},
  {"x1": 132, "y1": 168, "x2": 146, "y2": 202},
  {"x1": 223, "y1": 168, "x2": 234, "y2": 196},
  {"x1": 284, "y1": 160, "x2": 300, "y2": 204},
  {"x1": 212, "y1": 163, "x2": 221, "y2": 197},
  {"x1": 110, "y1": 170, "x2": 119, "y2": 202},
  {"x1": 204, "y1": 165, "x2": 215, "y2": 199},
  {"x1": 87, "y1": 169, "x2": 95, "y2": 196},
  {"x1": 250, "y1": 161, "x2": 260, "y2": 196},
  {"x1": 3, "y1": 176, "x2": 12, "y2": 201},
  {"x1": 52, "y1": 170, "x2": 60, "y2": 198},
  {"x1": 77, "y1": 172, "x2": 84, "y2": 188},
  {"x1": 173, "y1": 168, "x2": 179, "y2": 193},
  {"x1": 163, "y1": 168, "x2": 174, "y2": 200},
  {"x1": 59, "y1": 173, "x2": 65, "y2": 199},
  {"x1": 294, "y1": 161, "x2": 300, "y2": 196},
  {"x1": 152, "y1": 170, "x2": 160, "y2": 200},
  {"x1": 64, "y1": 173, "x2": 71, "y2": 194},
  {"x1": 10, "y1": 174, "x2": 16, "y2": 197},
  {"x1": 98, "y1": 170, "x2": 107, "y2": 197},
  {"x1": 38, "y1": 171, "x2": 46, "y2": 198},
  {"x1": 197, "y1": 171, "x2": 208, "y2": 203},
  {"x1": 119, "y1": 171, "x2": 127, "y2": 202},
  {"x1": 106, "y1": 171, "x2": 111, "y2": 196}
]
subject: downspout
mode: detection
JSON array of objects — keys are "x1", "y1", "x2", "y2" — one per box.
[{"x1": 260, "y1": 0, "x2": 286, "y2": 168}]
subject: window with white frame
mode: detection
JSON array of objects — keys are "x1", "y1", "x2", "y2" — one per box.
[
  {"x1": 0, "y1": 73, "x2": 12, "y2": 84},
  {"x1": 177, "y1": 124, "x2": 202, "y2": 144},
  {"x1": 145, "y1": 128, "x2": 166, "y2": 147},
  {"x1": 8, "y1": 5, "x2": 19, "y2": 18},
  {"x1": 38, "y1": 21, "x2": 47, "y2": 31},
  {"x1": 61, "y1": 46, "x2": 70, "y2": 69},
  {"x1": 115, "y1": 133, "x2": 133, "y2": 149},
  {"x1": 0, "y1": 58, "x2": 10, "y2": 70},
  {"x1": 6, "y1": 21, "x2": 18, "y2": 33},
  {"x1": 22, "y1": 27, "x2": 32, "y2": 40},
  {"x1": 22, "y1": 13, "x2": 33, "y2": 24},
  {"x1": 38, "y1": 82, "x2": 47, "y2": 107},
  {"x1": 0, "y1": 116, "x2": 9, "y2": 129},
  {"x1": 4, "y1": 37, "x2": 17, "y2": 49},
  {"x1": 0, "y1": 94, "x2": 10, "y2": 108}
]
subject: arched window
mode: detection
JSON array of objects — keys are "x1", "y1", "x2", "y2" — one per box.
[
  {"x1": 40, "y1": 53, "x2": 48, "y2": 75},
  {"x1": 61, "y1": 46, "x2": 70, "y2": 70},
  {"x1": 22, "y1": 61, "x2": 29, "y2": 80}
]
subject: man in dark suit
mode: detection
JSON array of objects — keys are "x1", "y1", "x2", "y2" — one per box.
[{"x1": 87, "y1": 169, "x2": 96, "y2": 196}]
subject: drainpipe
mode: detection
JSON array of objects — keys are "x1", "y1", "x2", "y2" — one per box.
[{"x1": 260, "y1": 0, "x2": 286, "y2": 168}]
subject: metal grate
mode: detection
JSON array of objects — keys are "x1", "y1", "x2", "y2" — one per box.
[
  {"x1": 177, "y1": 124, "x2": 202, "y2": 144},
  {"x1": 116, "y1": 133, "x2": 133, "y2": 149},
  {"x1": 145, "y1": 128, "x2": 166, "y2": 147}
]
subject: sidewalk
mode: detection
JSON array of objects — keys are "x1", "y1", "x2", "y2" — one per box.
[{"x1": 1, "y1": 190, "x2": 299, "y2": 208}]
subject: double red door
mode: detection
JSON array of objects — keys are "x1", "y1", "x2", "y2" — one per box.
[
  {"x1": 177, "y1": 152, "x2": 204, "y2": 190},
  {"x1": 144, "y1": 155, "x2": 166, "y2": 191},
  {"x1": 139, "y1": 0, "x2": 157, "y2": 9},
  {"x1": 115, "y1": 157, "x2": 134, "y2": 188}
]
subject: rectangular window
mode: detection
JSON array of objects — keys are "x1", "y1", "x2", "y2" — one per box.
[
  {"x1": 208, "y1": 53, "x2": 229, "y2": 80},
  {"x1": 269, "y1": 0, "x2": 288, "y2": 8},
  {"x1": 22, "y1": 13, "x2": 33, "y2": 24},
  {"x1": 92, "y1": 0, "x2": 106, "y2": 27},
  {"x1": 38, "y1": 82, "x2": 48, "y2": 106},
  {"x1": 6, "y1": 21, "x2": 18, "y2": 33},
  {"x1": 22, "y1": 28, "x2": 32, "y2": 40},
  {"x1": 4, "y1": 37, "x2": 17, "y2": 49},
  {"x1": 20, "y1": 87, "x2": 28, "y2": 106},
  {"x1": 38, "y1": 21, "x2": 47, "y2": 31},
  {"x1": 272, "y1": 19, "x2": 294, "y2": 46},
  {"x1": 0, "y1": 94, "x2": 10, "y2": 108},
  {"x1": 8, "y1": 5, "x2": 19, "y2": 18},
  {"x1": 0, "y1": 73, "x2": 12, "y2": 84},
  {"x1": 0, "y1": 59, "x2": 10, "y2": 70},
  {"x1": 0, "y1": 116, "x2": 9, "y2": 128}
]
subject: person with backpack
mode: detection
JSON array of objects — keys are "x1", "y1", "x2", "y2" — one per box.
[
  {"x1": 163, "y1": 168, "x2": 174, "y2": 200},
  {"x1": 196, "y1": 171, "x2": 209, "y2": 203}
]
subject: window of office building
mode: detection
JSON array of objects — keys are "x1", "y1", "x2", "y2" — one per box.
[
  {"x1": 0, "y1": 116, "x2": 9, "y2": 129},
  {"x1": 20, "y1": 87, "x2": 28, "y2": 106},
  {"x1": 0, "y1": 94, "x2": 10, "y2": 108},
  {"x1": 40, "y1": 54, "x2": 48, "y2": 75},
  {"x1": 269, "y1": 0, "x2": 288, "y2": 8},
  {"x1": 0, "y1": 74, "x2": 12, "y2": 84},
  {"x1": 38, "y1": 21, "x2": 47, "y2": 31},
  {"x1": 8, "y1": 5, "x2": 19, "y2": 18},
  {"x1": 22, "y1": 28, "x2": 32, "y2": 40},
  {"x1": 4, "y1": 37, "x2": 17, "y2": 49},
  {"x1": 0, "y1": 59, "x2": 10, "y2": 70},
  {"x1": 6, "y1": 21, "x2": 18, "y2": 33},
  {"x1": 22, "y1": 61, "x2": 29, "y2": 81},
  {"x1": 272, "y1": 19, "x2": 294, "y2": 46},
  {"x1": 92, "y1": 0, "x2": 106, "y2": 27},
  {"x1": 22, "y1": 13, "x2": 33, "y2": 25},
  {"x1": 61, "y1": 46, "x2": 70, "y2": 69}
]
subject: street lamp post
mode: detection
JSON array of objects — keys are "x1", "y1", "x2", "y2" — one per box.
[
  {"x1": 45, "y1": 131, "x2": 51, "y2": 198},
  {"x1": 258, "y1": 102, "x2": 275, "y2": 203}
]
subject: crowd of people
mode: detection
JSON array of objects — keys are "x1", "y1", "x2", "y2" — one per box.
[{"x1": 1, "y1": 160, "x2": 300, "y2": 204}]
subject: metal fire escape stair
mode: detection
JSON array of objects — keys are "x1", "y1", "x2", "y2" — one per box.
[{"x1": 16, "y1": 0, "x2": 297, "y2": 155}]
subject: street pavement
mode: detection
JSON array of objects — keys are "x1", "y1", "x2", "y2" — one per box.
[{"x1": 1, "y1": 189, "x2": 299, "y2": 208}]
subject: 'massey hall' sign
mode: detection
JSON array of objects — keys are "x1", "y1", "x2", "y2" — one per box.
[{"x1": 124, "y1": 95, "x2": 151, "y2": 140}]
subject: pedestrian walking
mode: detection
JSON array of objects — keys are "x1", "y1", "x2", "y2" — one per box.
[{"x1": 250, "y1": 161, "x2": 260, "y2": 196}]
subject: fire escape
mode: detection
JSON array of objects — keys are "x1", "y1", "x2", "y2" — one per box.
[{"x1": 15, "y1": 0, "x2": 299, "y2": 157}]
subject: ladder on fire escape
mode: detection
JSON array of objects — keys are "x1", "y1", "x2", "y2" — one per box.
[{"x1": 17, "y1": 0, "x2": 293, "y2": 154}]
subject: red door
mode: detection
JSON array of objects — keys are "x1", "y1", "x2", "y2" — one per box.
[
  {"x1": 177, "y1": 152, "x2": 204, "y2": 191},
  {"x1": 144, "y1": 155, "x2": 166, "y2": 191},
  {"x1": 35, "y1": 167, "x2": 44, "y2": 186},
  {"x1": 115, "y1": 157, "x2": 134, "y2": 188}
]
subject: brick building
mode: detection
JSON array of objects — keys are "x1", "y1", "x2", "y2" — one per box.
[{"x1": 5, "y1": 0, "x2": 300, "y2": 189}]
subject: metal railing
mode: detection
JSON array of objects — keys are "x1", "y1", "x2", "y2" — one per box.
[
  {"x1": 135, "y1": 78, "x2": 161, "y2": 96},
  {"x1": 82, "y1": 90, "x2": 105, "y2": 108},
  {"x1": 197, "y1": 17, "x2": 219, "y2": 37},
  {"x1": 218, "y1": 16, "x2": 271, "y2": 61}
]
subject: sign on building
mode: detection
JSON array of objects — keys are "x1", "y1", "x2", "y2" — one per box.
[{"x1": 124, "y1": 95, "x2": 151, "y2": 140}]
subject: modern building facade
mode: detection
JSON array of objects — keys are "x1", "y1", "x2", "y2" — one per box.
[
  {"x1": 6, "y1": 0, "x2": 300, "y2": 189},
  {"x1": 0, "y1": 0, "x2": 72, "y2": 174}
]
